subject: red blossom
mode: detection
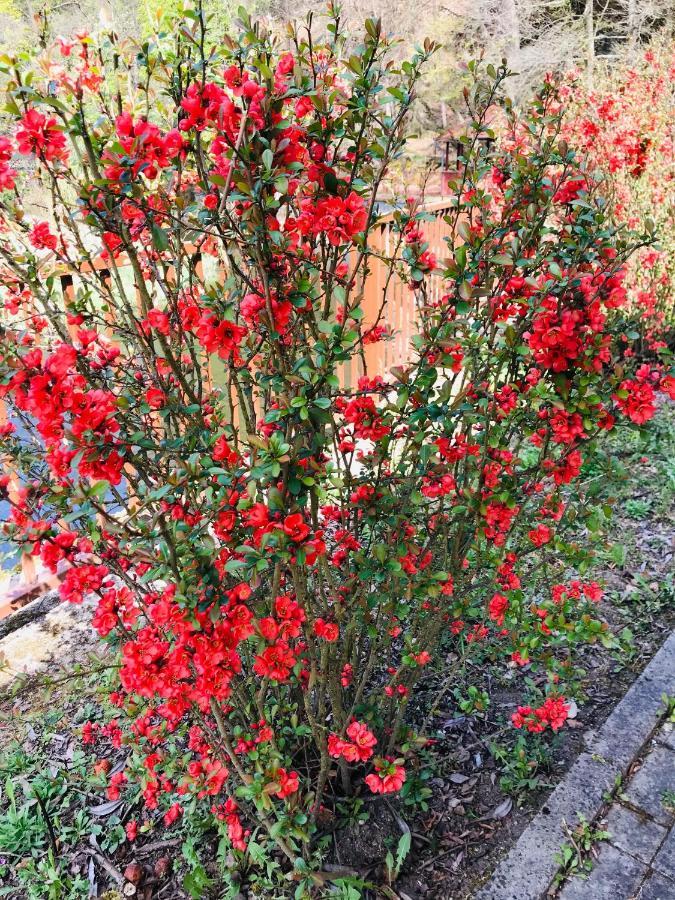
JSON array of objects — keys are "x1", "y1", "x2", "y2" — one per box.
[
  {"x1": 16, "y1": 108, "x2": 68, "y2": 162},
  {"x1": 365, "y1": 758, "x2": 406, "y2": 794},
  {"x1": 328, "y1": 720, "x2": 377, "y2": 763}
]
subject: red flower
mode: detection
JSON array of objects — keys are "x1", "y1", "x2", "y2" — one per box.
[
  {"x1": 29, "y1": 222, "x2": 58, "y2": 252},
  {"x1": 314, "y1": 618, "x2": 339, "y2": 642},
  {"x1": 614, "y1": 378, "x2": 656, "y2": 424},
  {"x1": 59, "y1": 563, "x2": 109, "y2": 604},
  {"x1": 293, "y1": 191, "x2": 367, "y2": 246},
  {"x1": 275, "y1": 595, "x2": 306, "y2": 638},
  {"x1": 106, "y1": 112, "x2": 183, "y2": 181},
  {"x1": 528, "y1": 524, "x2": 552, "y2": 547},
  {"x1": 0, "y1": 136, "x2": 16, "y2": 189},
  {"x1": 213, "y1": 435, "x2": 239, "y2": 466},
  {"x1": 365, "y1": 758, "x2": 406, "y2": 794},
  {"x1": 512, "y1": 696, "x2": 570, "y2": 733},
  {"x1": 488, "y1": 592, "x2": 509, "y2": 626},
  {"x1": 341, "y1": 663, "x2": 353, "y2": 687},
  {"x1": 146, "y1": 309, "x2": 170, "y2": 335},
  {"x1": 17, "y1": 109, "x2": 68, "y2": 162},
  {"x1": 253, "y1": 642, "x2": 297, "y2": 682},
  {"x1": 282, "y1": 513, "x2": 310, "y2": 542},
  {"x1": 107, "y1": 770, "x2": 127, "y2": 800},
  {"x1": 328, "y1": 720, "x2": 377, "y2": 763},
  {"x1": 146, "y1": 387, "x2": 166, "y2": 409},
  {"x1": 274, "y1": 768, "x2": 299, "y2": 799},
  {"x1": 163, "y1": 802, "x2": 183, "y2": 826},
  {"x1": 81, "y1": 721, "x2": 99, "y2": 744},
  {"x1": 583, "y1": 581, "x2": 603, "y2": 602}
]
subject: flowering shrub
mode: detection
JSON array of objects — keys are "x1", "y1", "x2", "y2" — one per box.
[
  {"x1": 0, "y1": 5, "x2": 666, "y2": 884},
  {"x1": 563, "y1": 45, "x2": 675, "y2": 359}
]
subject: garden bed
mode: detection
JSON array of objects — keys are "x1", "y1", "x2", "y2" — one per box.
[
  {"x1": 0, "y1": 402, "x2": 673, "y2": 899},
  {"x1": 398, "y1": 399, "x2": 675, "y2": 899}
]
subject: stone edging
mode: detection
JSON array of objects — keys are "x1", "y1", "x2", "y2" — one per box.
[
  {"x1": 475, "y1": 631, "x2": 675, "y2": 900},
  {"x1": 0, "y1": 588, "x2": 60, "y2": 642}
]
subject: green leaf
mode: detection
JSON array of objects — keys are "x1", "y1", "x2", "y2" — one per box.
[
  {"x1": 150, "y1": 222, "x2": 169, "y2": 252},
  {"x1": 183, "y1": 866, "x2": 213, "y2": 899},
  {"x1": 87, "y1": 480, "x2": 110, "y2": 498},
  {"x1": 262, "y1": 148, "x2": 274, "y2": 170},
  {"x1": 458, "y1": 281, "x2": 473, "y2": 300}
]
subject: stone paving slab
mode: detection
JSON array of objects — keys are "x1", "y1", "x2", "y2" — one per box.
[
  {"x1": 657, "y1": 723, "x2": 675, "y2": 752},
  {"x1": 557, "y1": 842, "x2": 646, "y2": 900},
  {"x1": 653, "y1": 828, "x2": 675, "y2": 882},
  {"x1": 638, "y1": 871, "x2": 675, "y2": 900},
  {"x1": 475, "y1": 631, "x2": 675, "y2": 900},
  {"x1": 604, "y1": 803, "x2": 667, "y2": 865},
  {"x1": 622, "y1": 746, "x2": 675, "y2": 827}
]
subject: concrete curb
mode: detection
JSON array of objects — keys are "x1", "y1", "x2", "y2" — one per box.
[{"x1": 475, "y1": 631, "x2": 675, "y2": 900}]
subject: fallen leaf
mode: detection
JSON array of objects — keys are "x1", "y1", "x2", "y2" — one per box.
[
  {"x1": 490, "y1": 797, "x2": 513, "y2": 820},
  {"x1": 89, "y1": 799, "x2": 124, "y2": 817},
  {"x1": 448, "y1": 773, "x2": 469, "y2": 784}
]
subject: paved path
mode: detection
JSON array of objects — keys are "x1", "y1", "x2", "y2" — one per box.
[
  {"x1": 476, "y1": 632, "x2": 675, "y2": 899},
  {"x1": 559, "y1": 721, "x2": 675, "y2": 899}
]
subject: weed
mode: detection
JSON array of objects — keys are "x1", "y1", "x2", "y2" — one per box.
[
  {"x1": 623, "y1": 498, "x2": 652, "y2": 519},
  {"x1": 490, "y1": 734, "x2": 554, "y2": 798},
  {"x1": 385, "y1": 831, "x2": 412, "y2": 885},
  {"x1": 553, "y1": 814, "x2": 611, "y2": 886}
]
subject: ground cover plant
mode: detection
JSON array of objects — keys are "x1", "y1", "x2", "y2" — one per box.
[{"x1": 0, "y1": 2, "x2": 673, "y2": 897}]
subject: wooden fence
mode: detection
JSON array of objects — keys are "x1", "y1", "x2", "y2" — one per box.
[
  {"x1": 360, "y1": 198, "x2": 454, "y2": 379},
  {"x1": 0, "y1": 196, "x2": 456, "y2": 609}
]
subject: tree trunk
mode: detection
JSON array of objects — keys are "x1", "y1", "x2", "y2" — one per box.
[
  {"x1": 585, "y1": 0, "x2": 594, "y2": 90},
  {"x1": 502, "y1": 0, "x2": 521, "y2": 65},
  {"x1": 626, "y1": 0, "x2": 638, "y2": 55}
]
